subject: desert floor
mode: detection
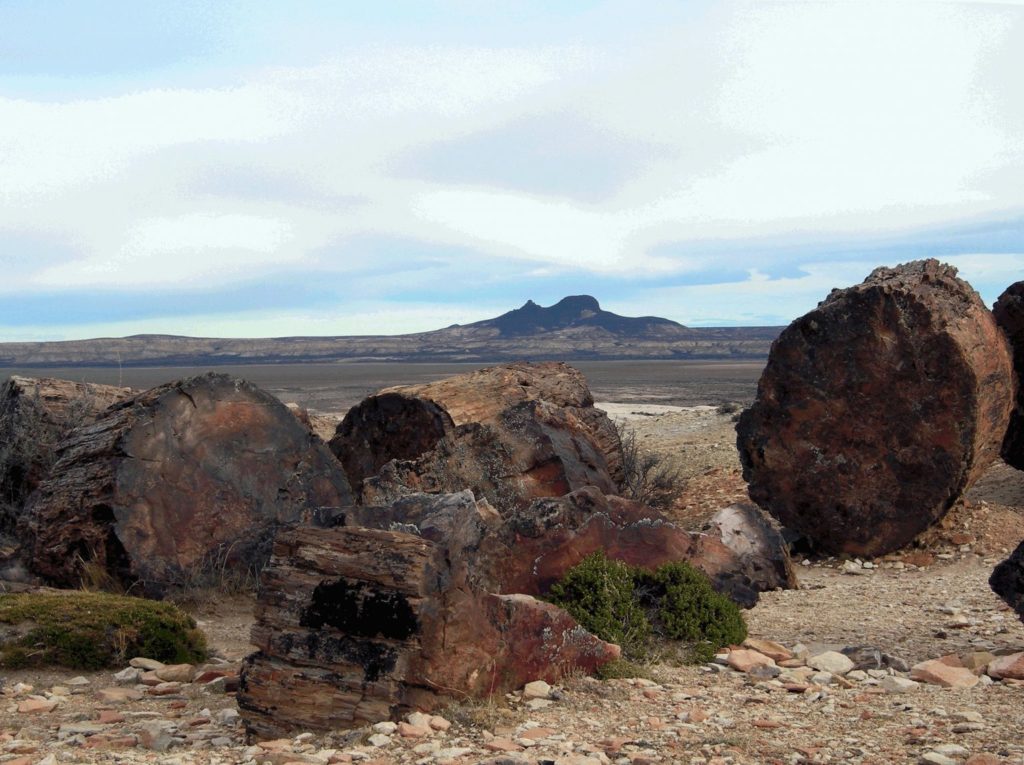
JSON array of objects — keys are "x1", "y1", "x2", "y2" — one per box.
[{"x1": 2, "y1": 402, "x2": 1023, "y2": 765}]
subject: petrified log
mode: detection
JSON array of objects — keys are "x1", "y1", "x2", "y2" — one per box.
[
  {"x1": 990, "y1": 540, "x2": 1024, "y2": 625},
  {"x1": 701, "y1": 502, "x2": 797, "y2": 594},
  {"x1": 20, "y1": 373, "x2": 353, "y2": 595},
  {"x1": 0, "y1": 376, "x2": 131, "y2": 531},
  {"x1": 993, "y1": 282, "x2": 1024, "y2": 469},
  {"x1": 737, "y1": 259, "x2": 1014, "y2": 557},
  {"x1": 238, "y1": 522, "x2": 619, "y2": 738},
  {"x1": 329, "y1": 362, "x2": 623, "y2": 512}
]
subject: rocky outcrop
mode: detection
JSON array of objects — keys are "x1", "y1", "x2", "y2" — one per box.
[
  {"x1": 990, "y1": 540, "x2": 1024, "y2": 625},
  {"x1": 993, "y1": 282, "x2": 1024, "y2": 469},
  {"x1": 237, "y1": 520, "x2": 619, "y2": 738},
  {"x1": 0, "y1": 376, "x2": 131, "y2": 531},
  {"x1": 737, "y1": 259, "x2": 1014, "y2": 557},
  {"x1": 239, "y1": 488, "x2": 796, "y2": 736},
  {"x1": 330, "y1": 362, "x2": 624, "y2": 512},
  {"x1": 20, "y1": 373, "x2": 353, "y2": 595}
]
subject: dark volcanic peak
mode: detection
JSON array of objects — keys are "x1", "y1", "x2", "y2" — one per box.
[{"x1": 466, "y1": 295, "x2": 687, "y2": 337}]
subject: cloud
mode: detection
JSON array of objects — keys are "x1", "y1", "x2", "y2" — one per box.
[{"x1": 0, "y1": 1, "x2": 1022, "y2": 339}]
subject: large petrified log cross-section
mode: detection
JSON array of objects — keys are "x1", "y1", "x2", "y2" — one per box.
[
  {"x1": 737, "y1": 259, "x2": 1014, "y2": 557},
  {"x1": 20, "y1": 373, "x2": 353, "y2": 595}
]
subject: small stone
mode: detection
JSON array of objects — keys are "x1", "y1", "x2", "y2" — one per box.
[
  {"x1": 934, "y1": 744, "x2": 970, "y2": 757},
  {"x1": 217, "y1": 708, "x2": 240, "y2": 725},
  {"x1": 522, "y1": 680, "x2": 551, "y2": 699},
  {"x1": 881, "y1": 676, "x2": 920, "y2": 693},
  {"x1": 95, "y1": 687, "x2": 144, "y2": 703},
  {"x1": 742, "y1": 638, "x2": 793, "y2": 662},
  {"x1": 97, "y1": 710, "x2": 125, "y2": 724},
  {"x1": 407, "y1": 711, "x2": 432, "y2": 728},
  {"x1": 397, "y1": 721, "x2": 430, "y2": 738},
  {"x1": 16, "y1": 698, "x2": 58, "y2": 714},
  {"x1": 807, "y1": 651, "x2": 855, "y2": 675},
  {"x1": 525, "y1": 697, "x2": 552, "y2": 710},
  {"x1": 367, "y1": 734, "x2": 391, "y2": 748},
  {"x1": 952, "y1": 710, "x2": 984, "y2": 724},
  {"x1": 986, "y1": 652, "x2": 1024, "y2": 680},
  {"x1": 953, "y1": 722, "x2": 985, "y2": 733},
  {"x1": 483, "y1": 737, "x2": 523, "y2": 752},
  {"x1": 429, "y1": 716, "x2": 451, "y2": 731},
  {"x1": 129, "y1": 657, "x2": 165, "y2": 671},
  {"x1": 113, "y1": 667, "x2": 142, "y2": 685},
  {"x1": 965, "y1": 755, "x2": 1003, "y2": 765},
  {"x1": 148, "y1": 681, "x2": 184, "y2": 696},
  {"x1": 66, "y1": 676, "x2": 91, "y2": 686},
  {"x1": 911, "y1": 660, "x2": 979, "y2": 688},
  {"x1": 138, "y1": 721, "x2": 176, "y2": 752},
  {"x1": 155, "y1": 664, "x2": 195, "y2": 683},
  {"x1": 727, "y1": 648, "x2": 776, "y2": 672},
  {"x1": 919, "y1": 753, "x2": 958, "y2": 765},
  {"x1": 371, "y1": 722, "x2": 397, "y2": 735}
]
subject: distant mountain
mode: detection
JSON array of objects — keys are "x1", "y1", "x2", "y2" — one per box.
[
  {"x1": 0, "y1": 296, "x2": 781, "y2": 367},
  {"x1": 463, "y1": 295, "x2": 688, "y2": 337}
]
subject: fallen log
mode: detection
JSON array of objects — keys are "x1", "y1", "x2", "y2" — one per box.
[
  {"x1": 20, "y1": 373, "x2": 353, "y2": 595},
  {"x1": 330, "y1": 362, "x2": 623, "y2": 512},
  {"x1": 737, "y1": 259, "x2": 1014, "y2": 556}
]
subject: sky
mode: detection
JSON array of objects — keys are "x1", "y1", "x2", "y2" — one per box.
[{"x1": 1, "y1": 0, "x2": 1023, "y2": 341}]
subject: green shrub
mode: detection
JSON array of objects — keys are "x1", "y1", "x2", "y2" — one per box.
[
  {"x1": 0, "y1": 591, "x2": 207, "y2": 670},
  {"x1": 549, "y1": 551, "x2": 746, "y2": 664}
]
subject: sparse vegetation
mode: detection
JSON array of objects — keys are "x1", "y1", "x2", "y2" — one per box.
[
  {"x1": 615, "y1": 421, "x2": 684, "y2": 510},
  {"x1": 549, "y1": 551, "x2": 747, "y2": 664},
  {"x1": 0, "y1": 590, "x2": 206, "y2": 669}
]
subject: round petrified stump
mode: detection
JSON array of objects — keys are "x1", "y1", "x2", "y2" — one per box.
[
  {"x1": 21, "y1": 373, "x2": 354, "y2": 595},
  {"x1": 993, "y1": 281, "x2": 1024, "y2": 470},
  {"x1": 737, "y1": 259, "x2": 1013, "y2": 557}
]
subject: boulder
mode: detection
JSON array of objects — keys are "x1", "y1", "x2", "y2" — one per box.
[
  {"x1": 993, "y1": 282, "x2": 1024, "y2": 468},
  {"x1": 237, "y1": 522, "x2": 618, "y2": 738},
  {"x1": 989, "y1": 539, "x2": 1024, "y2": 625},
  {"x1": 0, "y1": 376, "x2": 131, "y2": 531},
  {"x1": 329, "y1": 362, "x2": 623, "y2": 512},
  {"x1": 737, "y1": 259, "x2": 1014, "y2": 556},
  {"x1": 19, "y1": 373, "x2": 353, "y2": 595}
]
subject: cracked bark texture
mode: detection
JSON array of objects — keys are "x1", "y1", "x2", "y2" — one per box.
[
  {"x1": 737, "y1": 259, "x2": 1013, "y2": 557},
  {"x1": 238, "y1": 505, "x2": 619, "y2": 738},
  {"x1": 20, "y1": 373, "x2": 353, "y2": 595},
  {"x1": 1, "y1": 376, "x2": 131, "y2": 533},
  {"x1": 330, "y1": 361, "x2": 624, "y2": 513}
]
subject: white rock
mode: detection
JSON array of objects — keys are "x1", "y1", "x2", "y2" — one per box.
[
  {"x1": 368, "y1": 734, "x2": 392, "y2": 747},
  {"x1": 522, "y1": 680, "x2": 552, "y2": 699},
  {"x1": 407, "y1": 711, "x2": 432, "y2": 728},
  {"x1": 807, "y1": 651, "x2": 855, "y2": 675},
  {"x1": 881, "y1": 676, "x2": 920, "y2": 693},
  {"x1": 919, "y1": 753, "x2": 958, "y2": 765},
  {"x1": 372, "y1": 722, "x2": 398, "y2": 734}
]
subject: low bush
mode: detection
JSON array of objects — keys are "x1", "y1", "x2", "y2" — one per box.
[
  {"x1": 549, "y1": 551, "x2": 747, "y2": 664},
  {"x1": 0, "y1": 591, "x2": 206, "y2": 670},
  {"x1": 614, "y1": 423, "x2": 684, "y2": 511}
]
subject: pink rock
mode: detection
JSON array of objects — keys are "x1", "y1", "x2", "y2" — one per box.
[
  {"x1": 986, "y1": 652, "x2": 1024, "y2": 680},
  {"x1": 910, "y1": 659, "x2": 980, "y2": 688},
  {"x1": 16, "y1": 698, "x2": 57, "y2": 714},
  {"x1": 397, "y1": 722, "x2": 430, "y2": 738},
  {"x1": 726, "y1": 649, "x2": 776, "y2": 672}
]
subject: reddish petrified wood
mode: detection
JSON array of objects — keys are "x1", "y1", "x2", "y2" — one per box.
[
  {"x1": 737, "y1": 259, "x2": 1013, "y2": 557},
  {"x1": 329, "y1": 362, "x2": 623, "y2": 512},
  {"x1": 993, "y1": 282, "x2": 1024, "y2": 469},
  {"x1": 20, "y1": 373, "x2": 353, "y2": 595},
  {"x1": 237, "y1": 522, "x2": 618, "y2": 738},
  {"x1": 0, "y1": 376, "x2": 131, "y2": 531}
]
